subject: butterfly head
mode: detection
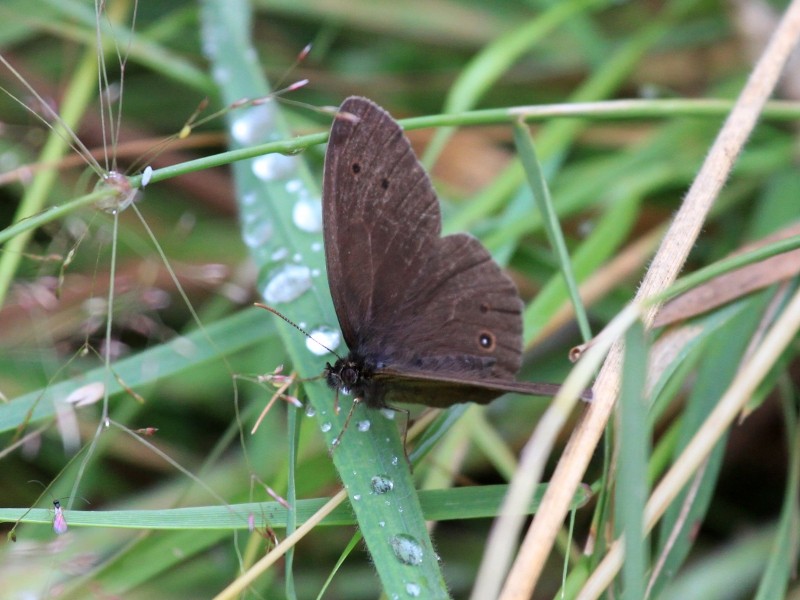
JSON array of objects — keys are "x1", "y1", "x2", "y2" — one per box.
[{"x1": 324, "y1": 352, "x2": 375, "y2": 399}]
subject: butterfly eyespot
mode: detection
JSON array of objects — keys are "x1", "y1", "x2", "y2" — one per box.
[
  {"x1": 351, "y1": 163, "x2": 361, "y2": 174},
  {"x1": 381, "y1": 178, "x2": 390, "y2": 190},
  {"x1": 478, "y1": 331, "x2": 495, "y2": 350},
  {"x1": 479, "y1": 302, "x2": 490, "y2": 314}
]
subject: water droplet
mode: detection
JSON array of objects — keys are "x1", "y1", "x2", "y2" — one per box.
[
  {"x1": 379, "y1": 520, "x2": 386, "y2": 528},
  {"x1": 231, "y1": 105, "x2": 276, "y2": 145},
  {"x1": 285, "y1": 179, "x2": 303, "y2": 193},
  {"x1": 292, "y1": 196, "x2": 323, "y2": 233},
  {"x1": 381, "y1": 408, "x2": 396, "y2": 420},
  {"x1": 262, "y1": 265, "x2": 312, "y2": 304},
  {"x1": 0, "y1": 151, "x2": 20, "y2": 172},
  {"x1": 243, "y1": 202, "x2": 270, "y2": 225},
  {"x1": 201, "y1": 38, "x2": 218, "y2": 59},
  {"x1": 306, "y1": 326, "x2": 341, "y2": 356},
  {"x1": 270, "y1": 247, "x2": 289, "y2": 262},
  {"x1": 391, "y1": 456, "x2": 399, "y2": 466},
  {"x1": 242, "y1": 218, "x2": 273, "y2": 248},
  {"x1": 405, "y1": 582, "x2": 421, "y2": 597},
  {"x1": 353, "y1": 494, "x2": 361, "y2": 501},
  {"x1": 65, "y1": 382, "x2": 105, "y2": 407},
  {"x1": 213, "y1": 66, "x2": 230, "y2": 84},
  {"x1": 170, "y1": 336, "x2": 196, "y2": 357},
  {"x1": 141, "y1": 166, "x2": 153, "y2": 187},
  {"x1": 83, "y1": 296, "x2": 108, "y2": 317},
  {"x1": 389, "y1": 534, "x2": 423, "y2": 566},
  {"x1": 304, "y1": 404, "x2": 316, "y2": 417},
  {"x1": 370, "y1": 475, "x2": 394, "y2": 494},
  {"x1": 357, "y1": 420, "x2": 371, "y2": 432},
  {"x1": 95, "y1": 171, "x2": 138, "y2": 213},
  {"x1": 321, "y1": 422, "x2": 332, "y2": 433},
  {"x1": 252, "y1": 154, "x2": 298, "y2": 181}
]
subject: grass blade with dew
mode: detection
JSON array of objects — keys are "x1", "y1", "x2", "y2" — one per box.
[{"x1": 199, "y1": 0, "x2": 449, "y2": 596}]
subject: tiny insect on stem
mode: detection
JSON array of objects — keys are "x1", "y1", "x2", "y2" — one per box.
[{"x1": 52, "y1": 500, "x2": 68, "y2": 535}]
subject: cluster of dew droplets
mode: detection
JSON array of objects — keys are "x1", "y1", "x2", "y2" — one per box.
[
  {"x1": 201, "y1": 36, "x2": 342, "y2": 367},
  {"x1": 209, "y1": 51, "x2": 330, "y2": 322},
  {"x1": 257, "y1": 178, "x2": 324, "y2": 308},
  {"x1": 248, "y1": 152, "x2": 340, "y2": 364},
  {"x1": 229, "y1": 104, "x2": 322, "y2": 309}
]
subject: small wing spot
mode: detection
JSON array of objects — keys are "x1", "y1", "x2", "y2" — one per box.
[
  {"x1": 381, "y1": 178, "x2": 390, "y2": 190},
  {"x1": 478, "y1": 331, "x2": 495, "y2": 351},
  {"x1": 352, "y1": 163, "x2": 361, "y2": 174}
]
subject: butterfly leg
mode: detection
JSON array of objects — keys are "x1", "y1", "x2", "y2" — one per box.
[
  {"x1": 332, "y1": 396, "x2": 362, "y2": 448},
  {"x1": 377, "y1": 404, "x2": 413, "y2": 467}
]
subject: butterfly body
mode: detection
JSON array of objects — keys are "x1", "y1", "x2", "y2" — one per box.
[{"x1": 322, "y1": 97, "x2": 570, "y2": 410}]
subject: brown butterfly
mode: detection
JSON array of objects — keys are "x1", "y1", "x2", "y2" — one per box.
[{"x1": 322, "y1": 97, "x2": 584, "y2": 411}]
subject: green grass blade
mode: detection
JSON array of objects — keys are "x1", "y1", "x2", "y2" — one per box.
[
  {"x1": 649, "y1": 294, "x2": 771, "y2": 597},
  {"x1": 0, "y1": 308, "x2": 272, "y2": 434},
  {"x1": 617, "y1": 321, "x2": 649, "y2": 600},
  {"x1": 200, "y1": 0, "x2": 449, "y2": 595},
  {"x1": 513, "y1": 121, "x2": 591, "y2": 342},
  {"x1": 0, "y1": 483, "x2": 592, "y2": 530},
  {"x1": 753, "y1": 394, "x2": 800, "y2": 600}
]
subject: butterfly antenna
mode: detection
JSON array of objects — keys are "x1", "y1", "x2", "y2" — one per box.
[{"x1": 254, "y1": 303, "x2": 342, "y2": 359}]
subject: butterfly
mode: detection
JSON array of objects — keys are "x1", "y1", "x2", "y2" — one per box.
[{"x1": 321, "y1": 97, "x2": 581, "y2": 412}]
